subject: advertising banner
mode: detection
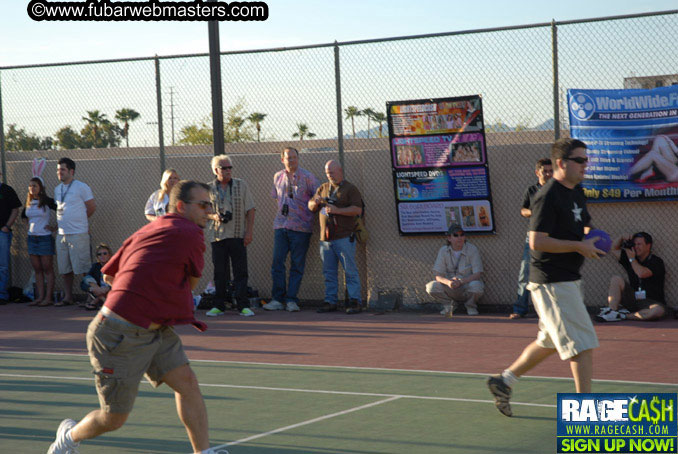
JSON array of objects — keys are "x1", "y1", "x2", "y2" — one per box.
[
  {"x1": 387, "y1": 96, "x2": 495, "y2": 235},
  {"x1": 568, "y1": 86, "x2": 678, "y2": 202}
]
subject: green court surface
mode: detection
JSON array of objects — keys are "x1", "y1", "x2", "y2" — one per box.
[{"x1": 1, "y1": 352, "x2": 676, "y2": 453}]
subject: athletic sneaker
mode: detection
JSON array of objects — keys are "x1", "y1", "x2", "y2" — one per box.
[
  {"x1": 204, "y1": 449, "x2": 230, "y2": 454},
  {"x1": 486, "y1": 376, "x2": 513, "y2": 417},
  {"x1": 286, "y1": 302, "x2": 300, "y2": 312},
  {"x1": 206, "y1": 308, "x2": 225, "y2": 317},
  {"x1": 467, "y1": 307, "x2": 479, "y2": 316},
  {"x1": 47, "y1": 418, "x2": 80, "y2": 454},
  {"x1": 595, "y1": 310, "x2": 626, "y2": 322},
  {"x1": 618, "y1": 308, "x2": 631, "y2": 315},
  {"x1": 597, "y1": 307, "x2": 612, "y2": 316},
  {"x1": 263, "y1": 300, "x2": 284, "y2": 311},
  {"x1": 240, "y1": 308, "x2": 255, "y2": 317}
]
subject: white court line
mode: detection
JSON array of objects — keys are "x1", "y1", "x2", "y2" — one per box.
[
  {"x1": 219, "y1": 396, "x2": 402, "y2": 449},
  {"x1": 1, "y1": 350, "x2": 677, "y2": 387},
  {"x1": 0, "y1": 372, "x2": 552, "y2": 408}
]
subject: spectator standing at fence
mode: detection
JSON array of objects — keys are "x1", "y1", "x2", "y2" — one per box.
[
  {"x1": 54, "y1": 157, "x2": 96, "y2": 306},
  {"x1": 0, "y1": 169, "x2": 22, "y2": 305},
  {"x1": 487, "y1": 138, "x2": 602, "y2": 417},
  {"x1": 145, "y1": 168, "x2": 180, "y2": 222},
  {"x1": 22, "y1": 177, "x2": 57, "y2": 306},
  {"x1": 308, "y1": 159, "x2": 363, "y2": 314},
  {"x1": 47, "y1": 180, "x2": 224, "y2": 454},
  {"x1": 510, "y1": 158, "x2": 553, "y2": 319},
  {"x1": 265, "y1": 147, "x2": 319, "y2": 312},
  {"x1": 204, "y1": 154, "x2": 256, "y2": 317}
]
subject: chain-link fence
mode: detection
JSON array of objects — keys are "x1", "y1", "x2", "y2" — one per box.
[{"x1": 1, "y1": 11, "x2": 677, "y2": 310}]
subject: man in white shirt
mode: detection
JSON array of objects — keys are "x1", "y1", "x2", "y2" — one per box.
[{"x1": 55, "y1": 157, "x2": 96, "y2": 306}]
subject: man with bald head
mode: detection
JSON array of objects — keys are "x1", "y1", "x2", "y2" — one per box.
[{"x1": 308, "y1": 160, "x2": 364, "y2": 314}]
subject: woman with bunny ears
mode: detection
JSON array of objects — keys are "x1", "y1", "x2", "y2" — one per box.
[{"x1": 21, "y1": 159, "x2": 57, "y2": 306}]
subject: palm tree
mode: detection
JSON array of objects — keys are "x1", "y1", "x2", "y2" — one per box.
[
  {"x1": 292, "y1": 123, "x2": 316, "y2": 141},
  {"x1": 372, "y1": 112, "x2": 387, "y2": 138},
  {"x1": 247, "y1": 112, "x2": 267, "y2": 142},
  {"x1": 362, "y1": 108, "x2": 376, "y2": 138},
  {"x1": 344, "y1": 106, "x2": 362, "y2": 139},
  {"x1": 115, "y1": 108, "x2": 141, "y2": 147},
  {"x1": 228, "y1": 116, "x2": 246, "y2": 141},
  {"x1": 81, "y1": 110, "x2": 107, "y2": 148}
]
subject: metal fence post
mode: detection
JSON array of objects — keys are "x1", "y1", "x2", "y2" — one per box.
[
  {"x1": 154, "y1": 57, "x2": 166, "y2": 174},
  {"x1": 334, "y1": 42, "x2": 345, "y2": 171},
  {"x1": 0, "y1": 70, "x2": 6, "y2": 183},
  {"x1": 208, "y1": 19, "x2": 225, "y2": 157},
  {"x1": 552, "y1": 19, "x2": 560, "y2": 141}
]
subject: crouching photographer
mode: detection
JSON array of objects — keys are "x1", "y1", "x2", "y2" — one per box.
[{"x1": 596, "y1": 232, "x2": 666, "y2": 322}]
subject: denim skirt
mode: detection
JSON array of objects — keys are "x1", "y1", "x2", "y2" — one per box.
[{"x1": 27, "y1": 234, "x2": 55, "y2": 256}]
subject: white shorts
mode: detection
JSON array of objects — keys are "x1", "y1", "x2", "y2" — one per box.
[
  {"x1": 56, "y1": 233, "x2": 92, "y2": 275},
  {"x1": 527, "y1": 280, "x2": 599, "y2": 360}
]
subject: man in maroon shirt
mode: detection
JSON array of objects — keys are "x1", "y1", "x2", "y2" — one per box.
[{"x1": 48, "y1": 181, "x2": 223, "y2": 454}]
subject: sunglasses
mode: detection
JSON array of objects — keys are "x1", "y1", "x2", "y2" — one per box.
[
  {"x1": 451, "y1": 233, "x2": 465, "y2": 237},
  {"x1": 565, "y1": 156, "x2": 588, "y2": 164},
  {"x1": 217, "y1": 165, "x2": 233, "y2": 170},
  {"x1": 96, "y1": 252, "x2": 109, "y2": 256},
  {"x1": 188, "y1": 200, "x2": 212, "y2": 210}
]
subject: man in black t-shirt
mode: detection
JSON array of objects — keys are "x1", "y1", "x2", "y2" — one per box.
[
  {"x1": 596, "y1": 232, "x2": 666, "y2": 322},
  {"x1": 0, "y1": 172, "x2": 22, "y2": 304},
  {"x1": 487, "y1": 138, "x2": 602, "y2": 417},
  {"x1": 510, "y1": 158, "x2": 552, "y2": 319}
]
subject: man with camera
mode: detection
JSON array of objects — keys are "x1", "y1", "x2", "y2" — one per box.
[
  {"x1": 308, "y1": 160, "x2": 363, "y2": 314},
  {"x1": 205, "y1": 154, "x2": 256, "y2": 317},
  {"x1": 265, "y1": 147, "x2": 319, "y2": 312},
  {"x1": 596, "y1": 232, "x2": 666, "y2": 322}
]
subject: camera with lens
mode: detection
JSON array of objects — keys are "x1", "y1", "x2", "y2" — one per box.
[
  {"x1": 323, "y1": 195, "x2": 338, "y2": 206},
  {"x1": 281, "y1": 204, "x2": 289, "y2": 216},
  {"x1": 622, "y1": 239, "x2": 635, "y2": 249},
  {"x1": 219, "y1": 211, "x2": 233, "y2": 224}
]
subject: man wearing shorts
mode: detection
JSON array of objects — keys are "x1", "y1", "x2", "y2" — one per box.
[
  {"x1": 48, "y1": 180, "x2": 224, "y2": 454},
  {"x1": 486, "y1": 138, "x2": 603, "y2": 417},
  {"x1": 596, "y1": 232, "x2": 666, "y2": 322},
  {"x1": 54, "y1": 157, "x2": 96, "y2": 306}
]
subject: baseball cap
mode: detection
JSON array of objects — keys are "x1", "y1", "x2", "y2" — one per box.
[{"x1": 446, "y1": 223, "x2": 464, "y2": 236}]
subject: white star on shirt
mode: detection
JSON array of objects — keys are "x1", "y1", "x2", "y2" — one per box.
[{"x1": 572, "y1": 203, "x2": 582, "y2": 222}]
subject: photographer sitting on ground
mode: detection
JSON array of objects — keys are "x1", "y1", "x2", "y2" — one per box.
[{"x1": 596, "y1": 232, "x2": 666, "y2": 322}]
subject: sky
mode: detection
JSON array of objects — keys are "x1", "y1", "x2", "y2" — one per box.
[{"x1": 1, "y1": 0, "x2": 677, "y2": 67}]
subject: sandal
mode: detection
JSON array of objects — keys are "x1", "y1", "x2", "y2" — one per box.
[
  {"x1": 28, "y1": 300, "x2": 42, "y2": 306},
  {"x1": 54, "y1": 299, "x2": 73, "y2": 307},
  {"x1": 509, "y1": 313, "x2": 523, "y2": 319},
  {"x1": 37, "y1": 300, "x2": 53, "y2": 307},
  {"x1": 84, "y1": 300, "x2": 101, "y2": 311}
]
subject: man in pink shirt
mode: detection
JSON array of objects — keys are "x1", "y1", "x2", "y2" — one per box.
[
  {"x1": 265, "y1": 147, "x2": 319, "y2": 312},
  {"x1": 48, "y1": 181, "x2": 224, "y2": 454}
]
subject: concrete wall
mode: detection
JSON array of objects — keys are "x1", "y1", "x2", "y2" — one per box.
[{"x1": 6, "y1": 136, "x2": 677, "y2": 310}]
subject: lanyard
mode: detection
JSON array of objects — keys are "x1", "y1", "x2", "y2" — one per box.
[
  {"x1": 60, "y1": 182, "x2": 73, "y2": 203},
  {"x1": 217, "y1": 180, "x2": 233, "y2": 214}
]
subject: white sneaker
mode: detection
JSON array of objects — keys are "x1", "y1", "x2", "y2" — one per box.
[
  {"x1": 263, "y1": 300, "x2": 284, "y2": 311},
  {"x1": 466, "y1": 307, "x2": 479, "y2": 316},
  {"x1": 240, "y1": 308, "x2": 255, "y2": 317},
  {"x1": 596, "y1": 310, "x2": 626, "y2": 322},
  {"x1": 618, "y1": 308, "x2": 631, "y2": 315},
  {"x1": 48, "y1": 418, "x2": 79, "y2": 454},
  {"x1": 598, "y1": 307, "x2": 612, "y2": 316},
  {"x1": 440, "y1": 303, "x2": 452, "y2": 315},
  {"x1": 206, "y1": 308, "x2": 225, "y2": 317},
  {"x1": 286, "y1": 302, "x2": 300, "y2": 312}
]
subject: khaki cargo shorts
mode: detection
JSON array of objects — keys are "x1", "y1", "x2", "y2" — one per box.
[
  {"x1": 86, "y1": 313, "x2": 189, "y2": 414},
  {"x1": 56, "y1": 233, "x2": 91, "y2": 275},
  {"x1": 527, "y1": 280, "x2": 599, "y2": 360}
]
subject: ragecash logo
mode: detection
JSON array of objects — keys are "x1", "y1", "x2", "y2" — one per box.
[
  {"x1": 569, "y1": 93, "x2": 596, "y2": 121},
  {"x1": 557, "y1": 393, "x2": 677, "y2": 453}
]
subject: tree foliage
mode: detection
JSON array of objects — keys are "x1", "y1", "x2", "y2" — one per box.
[{"x1": 4, "y1": 124, "x2": 48, "y2": 151}]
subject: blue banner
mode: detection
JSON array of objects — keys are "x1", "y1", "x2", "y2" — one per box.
[{"x1": 568, "y1": 86, "x2": 678, "y2": 202}]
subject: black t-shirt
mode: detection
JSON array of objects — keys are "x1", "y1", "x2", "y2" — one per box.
[
  {"x1": 521, "y1": 183, "x2": 542, "y2": 210},
  {"x1": 0, "y1": 184, "x2": 22, "y2": 227},
  {"x1": 529, "y1": 179, "x2": 591, "y2": 283},
  {"x1": 619, "y1": 249, "x2": 665, "y2": 303}
]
